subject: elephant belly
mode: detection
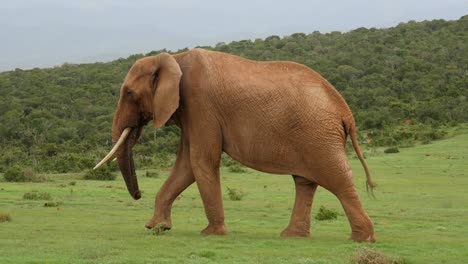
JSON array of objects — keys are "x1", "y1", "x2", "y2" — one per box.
[
  {"x1": 224, "y1": 147, "x2": 301, "y2": 175},
  {"x1": 221, "y1": 112, "x2": 345, "y2": 176},
  {"x1": 222, "y1": 128, "x2": 310, "y2": 175}
]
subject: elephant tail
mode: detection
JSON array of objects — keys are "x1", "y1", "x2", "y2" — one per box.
[{"x1": 343, "y1": 117, "x2": 376, "y2": 196}]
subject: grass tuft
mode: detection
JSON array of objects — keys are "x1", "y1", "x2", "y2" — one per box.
[
  {"x1": 44, "y1": 201, "x2": 63, "y2": 207},
  {"x1": 0, "y1": 212, "x2": 11, "y2": 223},
  {"x1": 315, "y1": 205, "x2": 338, "y2": 221},
  {"x1": 227, "y1": 163, "x2": 247, "y2": 173},
  {"x1": 149, "y1": 224, "x2": 169, "y2": 236},
  {"x1": 198, "y1": 250, "x2": 216, "y2": 258},
  {"x1": 226, "y1": 187, "x2": 244, "y2": 201},
  {"x1": 23, "y1": 191, "x2": 52, "y2": 200}
]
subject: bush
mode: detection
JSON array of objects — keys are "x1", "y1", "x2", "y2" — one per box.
[
  {"x1": 106, "y1": 161, "x2": 119, "y2": 172},
  {"x1": 83, "y1": 166, "x2": 116, "y2": 181},
  {"x1": 384, "y1": 147, "x2": 400, "y2": 154},
  {"x1": 145, "y1": 170, "x2": 160, "y2": 178},
  {"x1": 315, "y1": 205, "x2": 338, "y2": 221},
  {"x1": 3, "y1": 166, "x2": 46, "y2": 182},
  {"x1": 365, "y1": 124, "x2": 448, "y2": 147},
  {"x1": 60, "y1": 154, "x2": 95, "y2": 173},
  {"x1": 221, "y1": 155, "x2": 247, "y2": 173},
  {"x1": 227, "y1": 163, "x2": 247, "y2": 173},
  {"x1": 226, "y1": 187, "x2": 244, "y2": 201},
  {"x1": 418, "y1": 129, "x2": 447, "y2": 143},
  {"x1": 0, "y1": 212, "x2": 11, "y2": 223},
  {"x1": 4, "y1": 166, "x2": 25, "y2": 182},
  {"x1": 23, "y1": 191, "x2": 52, "y2": 200},
  {"x1": 44, "y1": 201, "x2": 63, "y2": 207},
  {"x1": 421, "y1": 138, "x2": 432, "y2": 145},
  {"x1": 23, "y1": 167, "x2": 36, "y2": 179},
  {"x1": 28, "y1": 170, "x2": 48, "y2": 183}
]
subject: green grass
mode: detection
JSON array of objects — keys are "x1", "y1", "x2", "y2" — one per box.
[{"x1": 1, "y1": 128, "x2": 467, "y2": 263}]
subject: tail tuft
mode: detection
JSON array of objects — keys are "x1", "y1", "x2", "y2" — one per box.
[{"x1": 366, "y1": 181, "x2": 376, "y2": 198}]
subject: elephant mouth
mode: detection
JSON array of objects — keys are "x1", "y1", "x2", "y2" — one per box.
[
  {"x1": 93, "y1": 126, "x2": 143, "y2": 200},
  {"x1": 139, "y1": 111, "x2": 153, "y2": 126}
]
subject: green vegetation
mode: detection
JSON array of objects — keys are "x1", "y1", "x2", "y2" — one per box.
[
  {"x1": 43, "y1": 201, "x2": 63, "y2": 207},
  {"x1": 0, "y1": 17, "x2": 467, "y2": 173},
  {"x1": 227, "y1": 163, "x2": 247, "y2": 174},
  {"x1": 83, "y1": 166, "x2": 116, "y2": 181},
  {"x1": 145, "y1": 170, "x2": 160, "y2": 178},
  {"x1": 315, "y1": 205, "x2": 339, "y2": 221},
  {"x1": 384, "y1": 147, "x2": 400, "y2": 154},
  {"x1": 150, "y1": 224, "x2": 170, "y2": 236},
  {"x1": 3, "y1": 166, "x2": 44, "y2": 182},
  {"x1": 3, "y1": 166, "x2": 26, "y2": 182},
  {"x1": 0, "y1": 132, "x2": 467, "y2": 263},
  {"x1": 222, "y1": 155, "x2": 248, "y2": 173},
  {"x1": 226, "y1": 187, "x2": 245, "y2": 201},
  {"x1": 22, "y1": 191, "x2": 52, "y2": 200}
]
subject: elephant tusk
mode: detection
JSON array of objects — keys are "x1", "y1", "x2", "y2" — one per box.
[{"x1": 93, "y1": 128, "x2": 131, "y2": 170}]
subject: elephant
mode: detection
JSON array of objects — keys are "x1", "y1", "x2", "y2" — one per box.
[{"x1": 94, "y1": 48, "x2": 376, "y2": 242}]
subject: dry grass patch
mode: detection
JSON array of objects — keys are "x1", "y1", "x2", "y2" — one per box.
[
  {"x1": 0, "y1": 212, "x2": 12, "y2": 223},
  {"x1": 350, "y1": 247, "x2": 409, "y2": 264}
]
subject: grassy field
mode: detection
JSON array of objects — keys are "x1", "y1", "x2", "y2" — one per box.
[{"x1": 1, "y1": 127, "x2": 467, "y2": 263}]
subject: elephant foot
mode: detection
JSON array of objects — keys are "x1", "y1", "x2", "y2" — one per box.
[
  {"x1": 350, "y1": 231, "x2": 376, "y2": 243},
  {"x1": 280, "y1": 226, "x2": 310, "y2": 238},
  {"x1": 201, "y1": 224, "x2": 228, "y2": 235},
  {"x1": 145, "y1": 217, "x2": 172, "y2": 231}
]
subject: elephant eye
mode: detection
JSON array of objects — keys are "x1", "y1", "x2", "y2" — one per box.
[{"x1": 151, "y1": 74, "x2": 159, "y2": 86}]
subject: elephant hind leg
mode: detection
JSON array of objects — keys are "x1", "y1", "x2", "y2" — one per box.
[
  {"x1": 316, "y1": 165, "x2": 375, "y2": 242},
  {"x1": 281, "y1": 175, "x2": 318, "y2": 237}
]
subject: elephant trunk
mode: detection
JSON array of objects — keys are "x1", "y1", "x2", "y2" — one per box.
[{"x1": 116, "y1": 127, "x2": 142, "y2": 200}]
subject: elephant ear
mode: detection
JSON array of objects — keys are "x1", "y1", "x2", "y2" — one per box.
[{"x1": 151, "y1": 53, "x2": 182, "y2": 129}]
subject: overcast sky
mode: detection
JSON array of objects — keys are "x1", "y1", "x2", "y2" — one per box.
[{"x1": 0, "y1": 0, "x2": 467, "y2": 71}]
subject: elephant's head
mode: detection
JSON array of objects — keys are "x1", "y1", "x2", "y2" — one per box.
[{"x1": 94, "y1": 53, "x2": 182, "y2": 200}]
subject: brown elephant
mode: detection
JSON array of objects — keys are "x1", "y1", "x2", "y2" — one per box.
[{"x1": 95, "y1": 48, "x2": 376, "y2": 242}]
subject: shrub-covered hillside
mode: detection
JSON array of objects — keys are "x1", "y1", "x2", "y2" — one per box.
[{"x1": 0, "y1": 16, "x2": 467, "y2": 173}]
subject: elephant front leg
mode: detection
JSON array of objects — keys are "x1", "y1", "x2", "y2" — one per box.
[
  {"x1": 281, "y1": 175, "x2": 318, "y2": 237},
  {"x1": 145, "y1": 141, "x2": 195, "y2": 230},
  {"x1": 190, "y1": 145, "x2": 227, "y2": 235}
]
